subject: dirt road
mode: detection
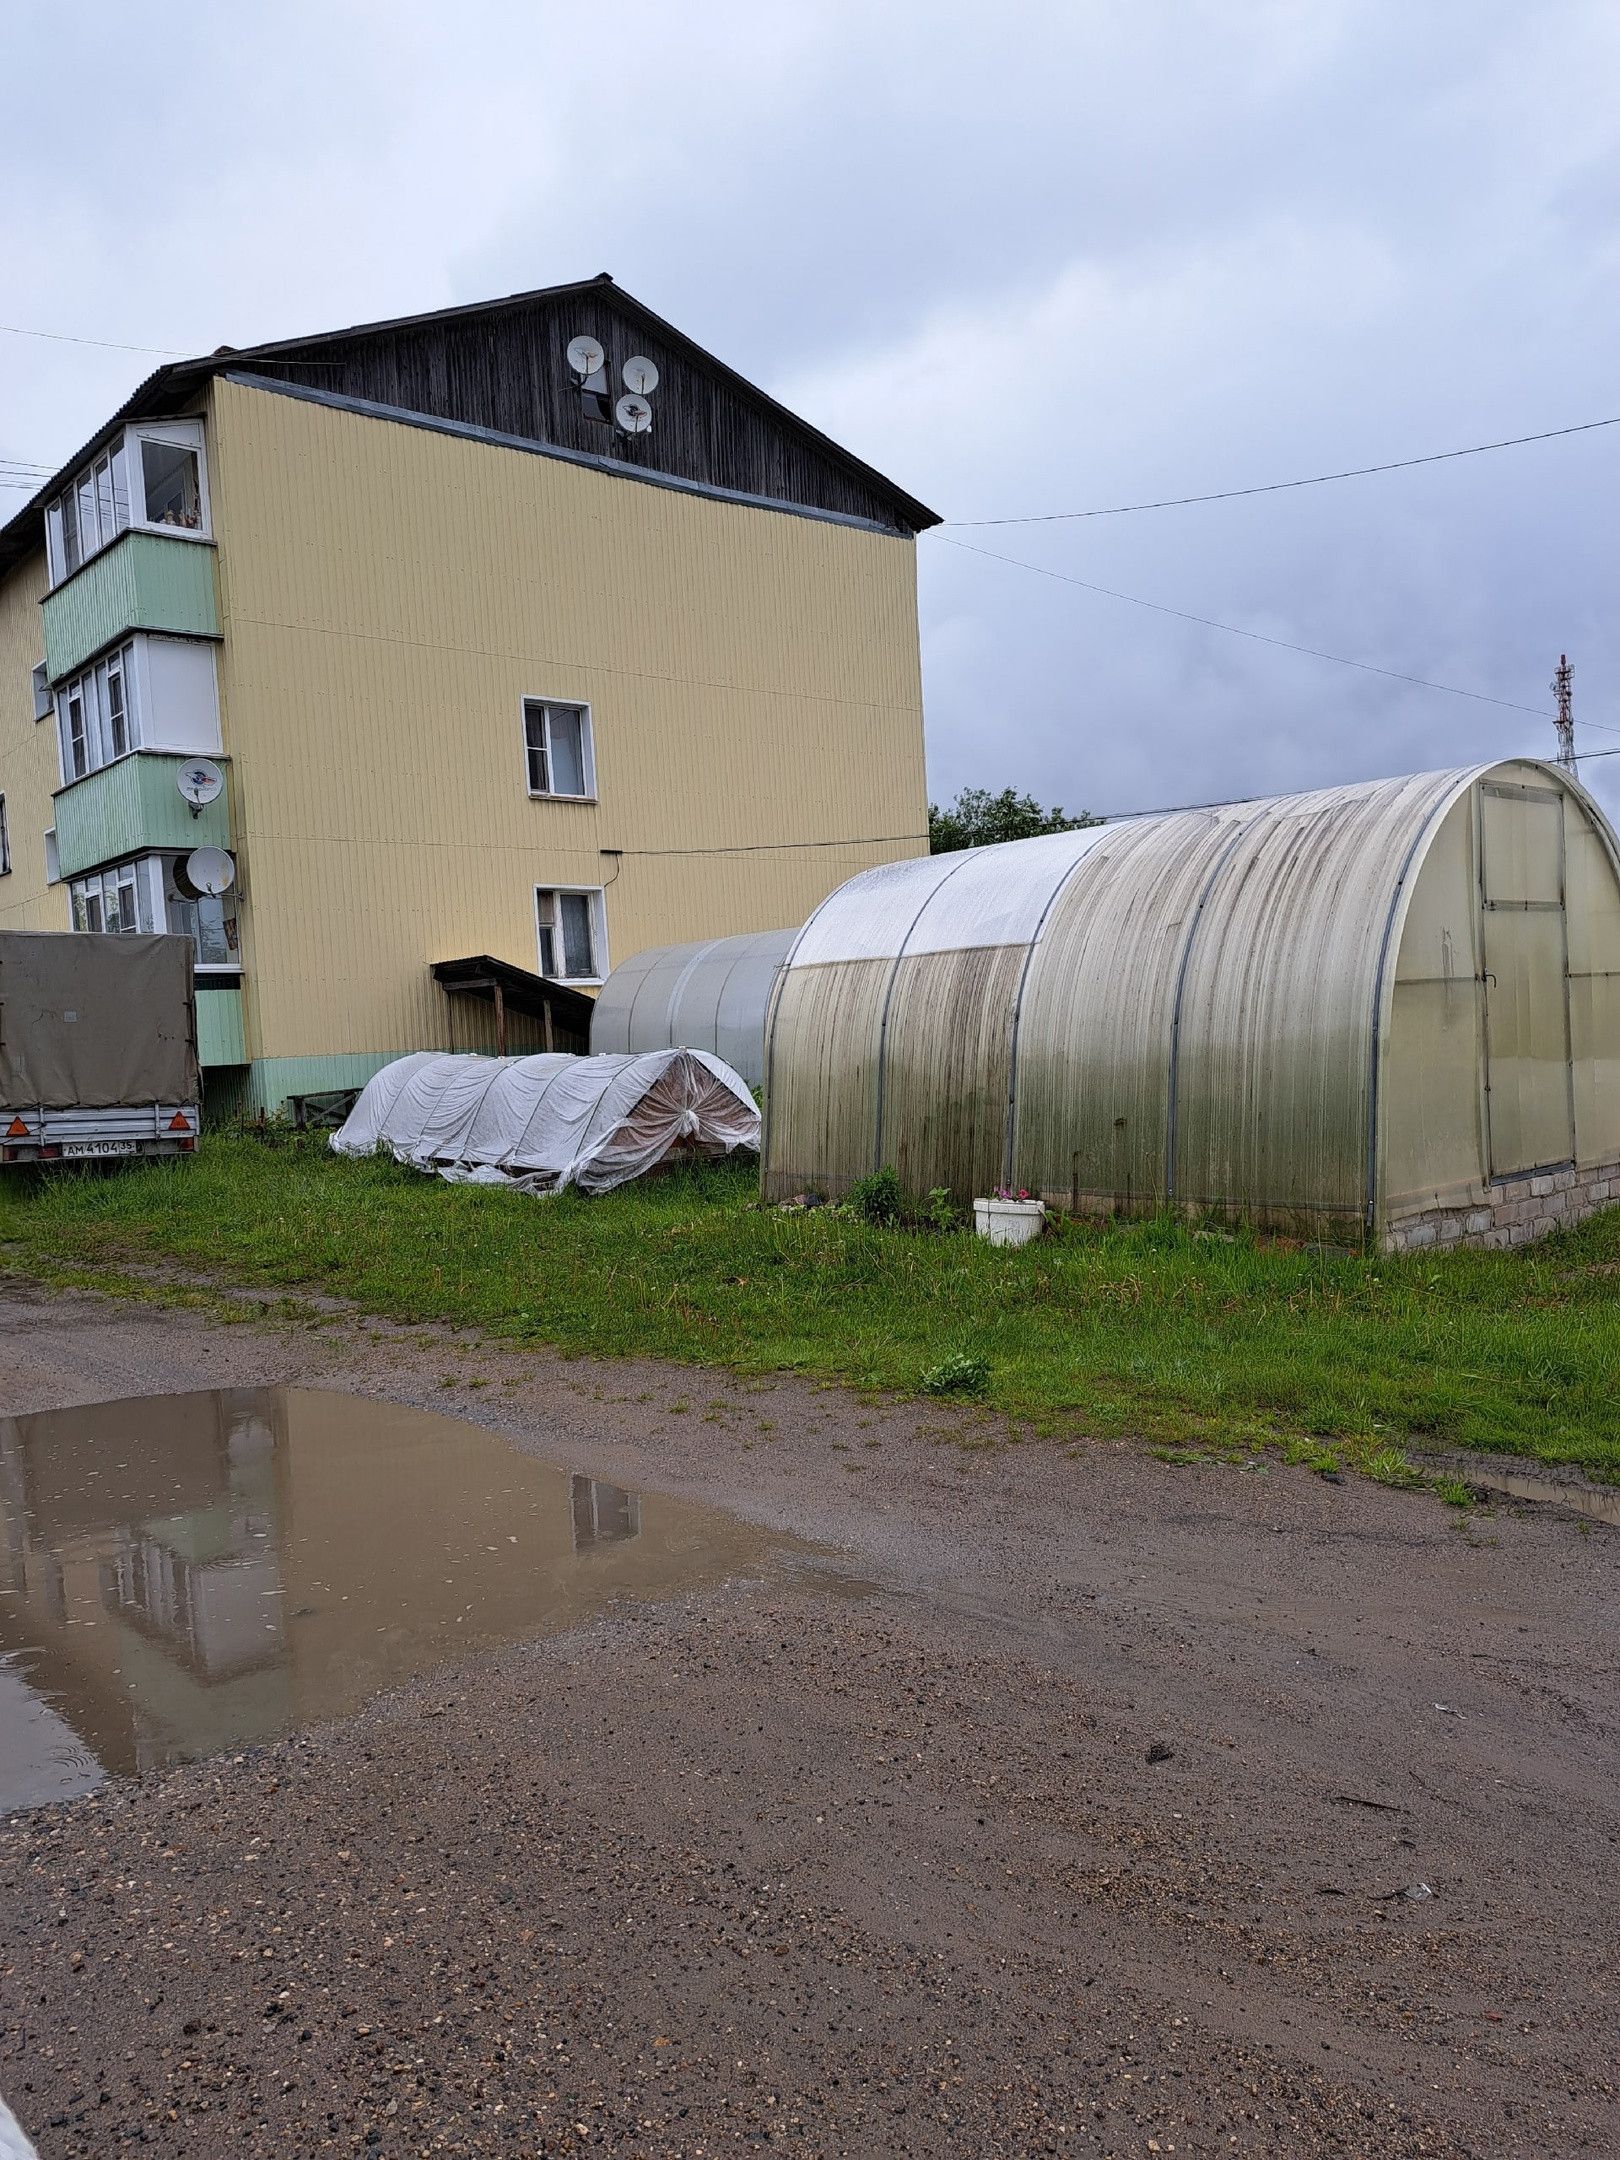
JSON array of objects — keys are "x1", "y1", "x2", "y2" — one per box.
[{"x1": 1, "y1": 1279, "x2": 1615, "y2": 2156}]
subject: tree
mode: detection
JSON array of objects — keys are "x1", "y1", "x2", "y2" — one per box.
[{"x1": 927, "y1": 785, "x2": 1101, "y2": 854}]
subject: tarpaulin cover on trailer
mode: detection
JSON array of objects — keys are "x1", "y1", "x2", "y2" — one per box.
[
  {"x1": 330, "y1": 1049, "x2": 760, "y2": 1194},
  {"x1": 0, "y1": 932, "x2": 197, "y2": 1109}
]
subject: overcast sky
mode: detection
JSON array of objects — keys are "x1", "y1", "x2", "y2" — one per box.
[{"x1": 4, "y1": 0, "x2": 1617, "y2": 823}]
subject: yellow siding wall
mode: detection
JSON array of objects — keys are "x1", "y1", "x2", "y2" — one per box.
[
  {"x1": 203, "y1": 378, "x2": 928, "y2": 1066},
  {"x1": 0, "y1": 550, "x2": 66, "y2": 931}
]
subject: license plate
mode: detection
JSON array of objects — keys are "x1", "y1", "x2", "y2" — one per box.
[{"x1": 60, "y1": 1140, "x2": 137, "y2": 1159}]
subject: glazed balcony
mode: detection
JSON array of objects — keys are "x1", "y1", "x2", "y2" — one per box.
[
  {"x1": 42, "y1": 530, "x2": 218, "y2": 685},
  {"x1": 53, "y1": 751, "x2": 230, "y2": 882}
]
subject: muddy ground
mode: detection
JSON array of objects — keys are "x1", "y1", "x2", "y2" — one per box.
[{"x1": 1, "y1": 1277, "x2": 1616, "y2": 2158}]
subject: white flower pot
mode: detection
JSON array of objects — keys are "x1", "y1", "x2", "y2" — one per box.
[{"x1": 973, "y1": 1197, "x2": 1046, "y2": 1248}]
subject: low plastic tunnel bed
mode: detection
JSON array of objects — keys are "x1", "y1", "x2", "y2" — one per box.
[{"x1": 330, "y1": 1048, "x2": 759, "y2": 1194}]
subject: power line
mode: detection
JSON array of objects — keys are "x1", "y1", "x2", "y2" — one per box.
[
  {"x1": 1095, "y1": 746, "x2": 1620, "y2": 819},
  {"x1": 941, "y1": 535, "x2": 1561, "y2": 721},
  {"x1": 611, "y1": 830, "x2": 928, "y2": 858},
  {"x1": 946, "y1": 415, "x2": 1620, "y2": 527},
  {"x1": 0, "y1": 323, "x2": 188, "y2": 357}
]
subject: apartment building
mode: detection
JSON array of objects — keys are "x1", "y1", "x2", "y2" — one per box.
[{"x1": 0, "y1": 276, "x2": 936, "y2": 1112}]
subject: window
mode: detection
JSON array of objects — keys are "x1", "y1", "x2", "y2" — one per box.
[
  {"x1": 106, "y1": 660, "x2": 131, "y2": 758},
  {"x1": 44, "y1": 829, "x2": 60, "y2": 883},
  {"x1": 161, "y1": 856, "x2": 238, "y2": 969},
  {"x1": 535, "y1": 886, "x2": 604, "y2": 982},
  {"x1": 0, "y1": 795, "x2": 9, "y2": 877},
  {"x1": 55, "y1": 642, "x2": 139, "y2": 784},
  {"x1": 578, "y1": 362, "x2": 614, "y2": 426},
  {"x1": 523, "y1": 700, "x2": 593, "y2": 799},
  {"x1": 70, "y1": 861, "x2": 149, "y2": 936},
  {"x1": 32, "y1": 663, "x2": 52, "y2": 722},
  {"x1": 48, "y1": 440, "x2": 130, "y2": 577},
  {"x1": 44, "y1": 422, "x2": 208, "y2": 585},
  {"x1": 65, "y1": 853, "x2": 238, "y2": 968},
  {"x1": 141, "y1": 437, "x2": 202, "y2": 530},
  {"x1": 66, "y1": 689, "x2": 88, "y2": 780}
]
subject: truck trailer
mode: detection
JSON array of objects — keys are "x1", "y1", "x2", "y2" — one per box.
[{"x1": 0, "y1": 932, "x2": 200, "y2": 1168}]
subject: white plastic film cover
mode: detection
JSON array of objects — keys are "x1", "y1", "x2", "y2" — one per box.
[{"x1": 330, "y1": 1049, "x2": 759, "y2": 1194}]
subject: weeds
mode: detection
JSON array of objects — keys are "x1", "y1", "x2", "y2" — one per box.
[
  {"x1": 845, "y1": 1167, "x2": 903, "y2": 1227},
  {"x1": 2, "y1": 1144, "x2": 1618, "y2": 1475},
  {"x1": 920, "y1": 1350, "x2": 991, "y2": 1398}
]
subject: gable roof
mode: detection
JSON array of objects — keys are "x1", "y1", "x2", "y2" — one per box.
[{"x1": 0, "y1": 274, "x2": 939, "y2": 580}]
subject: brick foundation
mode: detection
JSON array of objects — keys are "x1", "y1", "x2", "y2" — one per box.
[{"x1": 1384, "y1": 1158, "x2": 1620, "y2": 1253}]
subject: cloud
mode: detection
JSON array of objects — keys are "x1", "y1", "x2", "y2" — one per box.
[{"x1": 2, "y1": 0, "x2": 1616, "y2": 819}]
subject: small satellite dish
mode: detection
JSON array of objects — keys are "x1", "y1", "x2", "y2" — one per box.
[
  {"x1": 176, "y1": 757, "x2": 224, "y2": 812},
  {"x1": 621, "y1": 355, "x2": 659, "y2": 396},
  {"x1": 615, "y1": 394, "x2": 653, "y2": 435},
  {"x1": 566, "y1": 334, "x2": 606, "y2": 379},
  {"x1": 177, "y1": 847, "x2": 236, "y2": 900}
]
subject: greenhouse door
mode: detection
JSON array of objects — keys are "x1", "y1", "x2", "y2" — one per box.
[{"x1": 1480, "y1": 784, "x2": 1575, "y2": 1178}]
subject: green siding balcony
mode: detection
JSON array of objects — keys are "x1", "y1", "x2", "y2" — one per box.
[
  {"x1": 195, "y1": 985, "x2": 247, "y2": 1068},
  {"x1": 54, "y1": 752, "x2": 231, "y2": 881},
  {"x1": 42, "y1": 532, "x2": 218, "y2": 684}
]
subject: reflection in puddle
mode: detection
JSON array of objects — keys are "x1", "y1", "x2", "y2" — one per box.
[
  {"x1": 0, "y1": 1388, "x2": 788, "y2": 1812},
  {"x1": 1466, "y1": 1466, "x2": 1620, "y2": 1527}
]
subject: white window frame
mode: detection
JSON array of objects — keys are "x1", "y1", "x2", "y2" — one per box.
[
  {"x1": 51, "y1": 635, "x2": 223, "y2": 789},
  {"x1": 69, "y1": 858, "x2": 151, "y2": 937},
  {"x1": 54, "y1": 641, "x2": 140, "y2": 785},
  {"x1": 522, "y1": 697, "x2": 596, "y2": 802},
  {"x1": 44, "y1": 419, "x2": 212, "y2": 587},
  {"x1": 64, "y1": 850, "x2": 239, "y2": 970},
  {"x1": 534, "y1": 884, "x2": 607, "y2": 985},
  {"x1": 44, "y1": 828, "x2": 60, "y2": 884}
]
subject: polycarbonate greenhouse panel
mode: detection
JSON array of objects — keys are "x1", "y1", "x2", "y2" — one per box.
[
  {"x1": 879, "y1": 943, "x2": 1029, "y2": 1201},
  {"x1": 1483, "y1": 903, "x2": 1575, "y2": 1176},
  {"x1": 762, "y1": 955, "x2": 892, "y2": 1197},
  {"x1": 787, "y1": 851, "x2": 968, "y2": 967},
  {"x1": 1011, "y1": 809, "x2": 1253, "y2": 1213},
  {"x1": 591, "y1": 927, "x2": 794, "y2": 1087},
  {"x1": 759, "y1": 760, "x2": 1620, "y2": 1240},
  {"x1": 1166, "y1": 771, "x2": 1460, "y2": 1221}
]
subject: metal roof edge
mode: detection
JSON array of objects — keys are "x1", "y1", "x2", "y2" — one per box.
[
  {"x1": 219, "y1": 372, "x2": 915, "y2": 537},
  {"x1": 1, "y1": 275, "x2": 940, "y2": 576}
]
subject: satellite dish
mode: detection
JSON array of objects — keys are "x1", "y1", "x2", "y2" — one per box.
[
  {"x1": 621, "y1": 355, "x2": 659, "y2": 395},
  {"x1": 615, "y1": 394, "x2": 653, "y2": 435},
  {"x1": 176, "y1": 847, "x2": 236, "y2": 900},
  {"x1": 176, "y1": 757, "x2": 224, "y2": 811},
  {"x1": 566, "y1": 334, "x2": 606, "y2": 379}
]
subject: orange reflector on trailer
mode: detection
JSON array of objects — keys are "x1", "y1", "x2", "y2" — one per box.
[
  {"x1": 5, "y1": 1117, "x2": 28, "y2": 1138},
  {"x1": 167, "y1": 1112, "x2": 192, "y2": 1132}
]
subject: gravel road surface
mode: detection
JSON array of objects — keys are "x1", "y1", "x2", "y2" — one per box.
[{"x1": 1, "y1": 1280, "x2": 1615, "y2": 2157}]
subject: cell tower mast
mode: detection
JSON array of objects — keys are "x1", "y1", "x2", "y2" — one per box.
[{"x1": 1552, "y1": 653, "x2": 1575, "y2": 772}]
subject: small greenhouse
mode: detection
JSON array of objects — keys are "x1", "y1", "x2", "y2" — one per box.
[
  {"x1": 760, "y1": 762, "x2": 1620, "y2": 1250},
  {"x1": 590, "y1": 927, "x2": 796, "y2": 1089},
  {"x1": 332, "y1": 1049, "x2": 759, "y2": 1194}
]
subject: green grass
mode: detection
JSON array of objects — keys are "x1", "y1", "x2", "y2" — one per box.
[{"x1": 3, "y1": 1140, "x2": 1619, "y2": 1477}]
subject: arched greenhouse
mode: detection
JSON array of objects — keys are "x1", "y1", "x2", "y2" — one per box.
[
  {"x1": 590, "y1": 927, "x2": 796, "y2": 1089},
  {"x1": 759, "y1": 762, "x2": 1620, "y2": 1250}
]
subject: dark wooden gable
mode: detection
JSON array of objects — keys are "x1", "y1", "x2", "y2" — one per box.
[{"x1": 222, "y1": 281, "x2": 935, "y2": 534}]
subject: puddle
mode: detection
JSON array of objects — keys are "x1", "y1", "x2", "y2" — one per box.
[
  {"x1": 1463, "y1": 1465, "x2": 1620, "y2": 1527},
  {"x1": 0, "y1": 1387, "x2": 796, "y2": 1812}
]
